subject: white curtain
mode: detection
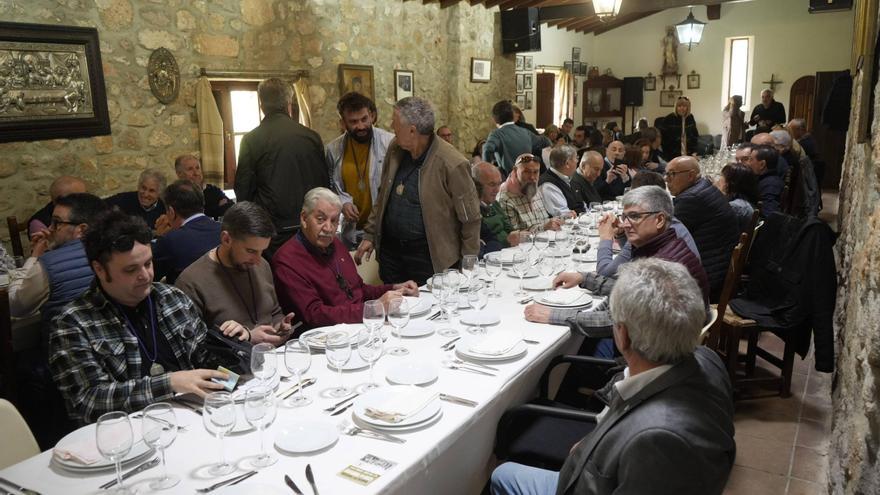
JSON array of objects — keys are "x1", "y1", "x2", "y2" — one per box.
[
  {"x1": 553, "y1": 69, "x2": 575, "y2": 126},
  {"x1": 293, "y1": 78, "x2": 312, "y2": 128},
  {"x1": 195, "y1": 76, "x2": 224, "y2": 185}
]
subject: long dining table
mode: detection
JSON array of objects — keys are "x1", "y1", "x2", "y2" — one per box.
[{"x1": 0, "y1": 247, "x2": 600, "y2": 495}]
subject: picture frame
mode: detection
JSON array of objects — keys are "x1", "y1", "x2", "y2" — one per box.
[
  {"x1": 564, "y1": 61, "x2": 572, "y2": 73},
  {"x1": 515, "y1": 94, "x2": 526, "y2": 110},
  {"x1": 516, "y1": 74, "x2": 524, "y2": 93},
  {"x1": 660, "y1": 89, "x2": 683, "y2": 107},
  {"x1": 524, "y1": 74, "x2": 533, "y2": 90},
  {"x1": 525, "y1": 91, "x2": 533, "y2": 110},
  {"x1": 515, "y1": 55, "x2": 524, "y2": 71},
  {"x1": 572, "y1": 62, "x2": 581, "y2": 76},
  {"x1": 572, "y1": 46, "x2": 581, "y2": 62},
  {"x1": 687, "y1": 71, "x2": 700, "y2": 89},
  {"x1": 394, "y1": 69, "x2": 414, "y2": 101},
  {"x1": 471, "y1": 57, "x2": 491, "y2": 83},
  {"x1": 524, "y1": 56, "x2": 533, "y2": 71},
  {"x1": 0, "y1": 21, "x2": 110, "y2": 143},
  {"x1": 644, "y1": 74, "x2": 656, "y2": 91},
  {"x1": 338, "y1": 63, "x2": 375, "y2": 100},
  {"x1": 580, "y1": 64, "x2": 588, "y2": 77}
]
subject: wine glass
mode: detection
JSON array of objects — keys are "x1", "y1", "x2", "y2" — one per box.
[
  {"x1": 437, "y1": 273, "x2": 460, "y2": 338},
  {"x1": 444, "y1": 269, "x2": 464, "y2": 316},
  {"x1": 386, "y1": 297, "x2": 410, "y2": 356},
  {"x1": 141, "y1": 403, "x2": 179, "y2": 490},
  {"x1": 430, "y1": 272, "x2": 447, "y2": 320},
  {"x1": 325, "y1": 331, "x2": 352, "y2": 398},
  {"x1": 284, "y1": 340, "x2": 312, "y2": 407},
  {"x1": 538, "y1": 254, "x2": 558, "y2": 295},
  {"x1": 534, "y1": 231, "x2": 550, "y2": 253},
  {"x1": 461, "y1": 254, "x2": 478, "y2": 286},
  {"x1": 517, "y1": 231, "x2": 533, "y2": 255},
  {"x1": 362, "y1": 299, "x2": 385, "y2": 334},
  {"x1": 555, "y1": 231, "x2": 570, "y2": 255},
  {"x1": 484, "y1": 253, "x2": 503, "y2": 298},
  {"x1": 466, "y1": 285, "x2": 489, "y2": 335},
  {"x1": 250, "y1": 343, "x2": 277, "y2": 386},
  {"x1": 356, "y1": 326, "x2": 384, "y2": 391},
  {"x1": 244, "y1": 386, "x2": 277, "y2": 468},
  {"x1": 96, "y1": 411, "x2": 134, "y2": 495},
  {"x1": 511, "y1": 252, "x2": 528, "y2": 298},
  {"x1": 203, "y1": 392, "x2": 236, "y2": 476}
]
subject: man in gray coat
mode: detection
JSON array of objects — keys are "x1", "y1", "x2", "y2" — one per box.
[
  {"x1": 491, "y1": 258, "x2": 735, "y2": 495},
  {"x1": 483, "y1": 100, "x2": 546, "y2": 175}
]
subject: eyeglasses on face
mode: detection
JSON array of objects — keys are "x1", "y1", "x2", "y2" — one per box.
[
  {"x1": 664, "y1": 169, "x2": 694, "y2": 180},
  {"x1": 617, "y1": 211, "x2": 661, "y2": 224},
  {"x1": 50, "y1": 218, "x2": 78, "y2": 228}
]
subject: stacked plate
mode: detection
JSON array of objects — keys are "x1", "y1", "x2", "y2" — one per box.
[
  {"x1": 405, "y1": 294, "x2": 435, "y2": 317},
  {"x1": 455, "y1": 334, "x2": 527, "y2": 362},
  {"x1": 352, "y1": 386, "x2": 442, "y2": 432},
  {"x1": 300, "y1": 323, "x2": 387, "y2": 351},
  {"x1": 52, "y1": 422, "x2": 154, "y2": 473},
  {"x1": 535, "y1": 289, "x2": 593, "y2": 309}
]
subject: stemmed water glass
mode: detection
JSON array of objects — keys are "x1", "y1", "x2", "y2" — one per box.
[
  {"x1": 461, "y1": 254, "x2": 478, "y2": 287},
  {"x1": 250, "y1": 343, "x2": 277, "y2": 387},
  {"x1": 96, "y1": 411, "x2": 134, "y2": 495},
  {"x1": 243, "y1": 386, "x2": 277, "y2": 468},
  {"x1": 203, "y1": 392, "x2": 236, "y2": 476},
  {"x1": 435, "y1": 273, "x2": 460, "y2": 338},
  {"x1": 534, "y1": 231, "x2": 550, "y2": 253},
  {"x1": 141, "y1": 403, "x2": 179, "y2": 490},
  {"x1": 444, "y1": 269, "x2": 464, "y2": 316},
  {"x1": 555, "y1": 231, "x2": 570, "y2": 255},
  {"x1": 483, "y1": 254, "x2": 503, "y2": 298},
  {"x1": 284, "y1": 340, "x2": 312, "y2": 407},
  {"x1": 511, "y1": 251, "x2": 528, "y2": 298},
  {"x1": 357, "y1": 326, "x2": 384, "y2": 391},
  {"x1": 386, "y1": 297, "x2": 410, "y2": 356},
  {"x1": 466, "y1": 284, "x2": 489, "y2": 335},
  {"x1": 325, "y1": 331, "x2": 352, "y2": 398},
  {"x1": 538, "y1": 254, "x2": 557, "y2": 298},
  {"x1": 517, "y1": 231, "x2": 533, "y2": 256}
]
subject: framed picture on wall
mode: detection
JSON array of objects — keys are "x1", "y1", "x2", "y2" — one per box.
[
  {"x1": 394, "y1": 69, "x2": 414, "y2": 100},
  {"x1": 338, "y1": 64, "x2": 375, "y2": 100},
  {"x1": 516, "y1": 94, "x2": 526, "y2": 110},
  {"x1": 580, "y1": 64, "x2": 588, "y2": 76},
  {"x1": 645, "y1": 74, "x2": 656, "y2": 91},
  {"x1": 516, "y1": 74, "x2": 525, "y2": 93},
  {"x1": 572, "y1": 47, "x2": 581, "y2": 62},
  {"x1": 525, "y1": 91, "x2": 533, "y2": 110},
  {"x1": 660, "y1": 89, "x2": 683, "y2": 107},
  {"x1": 524, "y1": 56, "x2": 534, "y2": 71},
  {"x1": 524, "y1": 74, "x2": 533, "y2": 90},
  {"x1": 687, "y1": 71, "x2": 700, "y2": 89},
  {"x1": 471, "y1": 58, "x2": 491, "y2": 83},
  {"x1": 564, "y1": 61, "x2": 572, "y2": 73},
  {"x1": 515, "y1": 55, "x2": 524, "y2": 71}
]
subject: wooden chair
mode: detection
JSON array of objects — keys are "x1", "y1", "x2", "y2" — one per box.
[
  {"x1": 0, "y1": 398, "x2": 39, "y2": 469},
  {"x1": 6, "y1": 216, "x2": 28, "y2": 258}
]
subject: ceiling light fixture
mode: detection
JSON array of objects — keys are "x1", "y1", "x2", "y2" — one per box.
[
  {"x1": 675, "y1": 8, "x2": 706, "y2": 51},
  {"x1": 592, "y1": 0, "x2": 622, "y2": 20}
]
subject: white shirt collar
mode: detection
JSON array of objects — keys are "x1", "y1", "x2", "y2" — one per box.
[
  {"x1": 182, "y1": 213, "x2": 207, "y2": 226},
  {"x1": 614, "y1": 364, "x2": 674, "y2": 401},
  {"x1": 549, "y1": 166, "x2": 571, "y2": 184},
  {"x1": 500, "y1": 121, "x2": 516, "y2": 128}
]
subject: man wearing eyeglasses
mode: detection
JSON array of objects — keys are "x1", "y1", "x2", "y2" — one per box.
[
  {"x1": 274, "y1": 187, "x2": 419, "y2": 331},
  {"x1": 524, "y1": 186, "x2": 708, "y2": 350}
]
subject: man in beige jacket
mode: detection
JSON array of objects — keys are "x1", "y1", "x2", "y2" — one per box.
[{"x1": 355, "y1": 97, "x2": 480, "y2": 285}]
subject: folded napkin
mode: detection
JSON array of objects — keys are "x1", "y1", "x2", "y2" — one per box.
[
  {"x1": 469, "y1": 331, "x2": 522, "y2": 356},
  {"x1": 541, "y1": 288, "x2": 586, "y2": 305},
  {"x1": 53, "y1": 440, "x2": 103, "y2": 465},
  {"x1": 364, "y1": 387, "x2": 438, "y2": 423}
]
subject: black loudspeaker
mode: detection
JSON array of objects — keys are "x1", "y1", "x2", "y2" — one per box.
[
  {"x1": 808, "y1": 0, "x2": 852, "y2": 13},
  {"x1": 501, "y1": 8, "x2": 541, "y2": 53},
  {"x1": 623, "y1": 77, "x2": 644, "y2": 107}
]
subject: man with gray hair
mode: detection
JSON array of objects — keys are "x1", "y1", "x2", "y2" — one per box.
[
  {"x1": 769, "y1": 129, "x2": 820, "y2": 218},
  {"x1": 355, "y1": 97, "x2": 480, "y2": 285},
  {"x1": 106, "y1": 168, "x2": 167, "y2": 230},
  {"x1": 276, "y1": 187, "x2": 418, "y2": 330},
  {"x1": 525, "y1": 186, "x2": 708, "y2": 354},
  {"x1": 492, "y1": 258, "x2": 735, "y2": 495},
  {"x1": 570, "y1": 150, "x2": 604, "y2": 206},
  {"x1": 173, "y1": 154, "x2": 233, "y2": 219},
  {"x1": 497, "y1": 153, "x2": 563, "y2": 233},
  {"x1": 235, "y1": 77, "x2": 330, "y2": 259},
  {"x1": 749, "y1": 88, "x2": 786, "y2": 129},
  {"x1": 539, "y1": 144, "x2": 583, "y2": 218}
]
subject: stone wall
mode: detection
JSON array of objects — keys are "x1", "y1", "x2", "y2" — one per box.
[
  {"x1": 0, "y1": 0, "x2": 514, "y2": 242},
  {"x1": 829, "y1": 6, "x2": 880, "y2": 494}
]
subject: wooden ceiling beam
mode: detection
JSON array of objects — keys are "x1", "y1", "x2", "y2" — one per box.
[
  {"x1": 498, "y1": 0, "x2": 534, "y2": 9},
  {"x1": 592, "y1": 10, "x2": 660, "y2": 35},
  {"x1": 484, "y1": 0, "x2": 507, "y2": 8},
  {"x1": 440, "y1": 0, "x2": 460, "y2": 8}
]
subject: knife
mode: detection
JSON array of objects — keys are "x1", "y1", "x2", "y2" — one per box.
[
  {"x1": 305, "y1": 464, "x2": 319, "y2": 495},
  {"x1": 99, "y1": 457, "x2": 159, "y2": 489},
  {"x1": 196, "y1": 471, "x2": 257, "y2": 493},
  {"x1": 329, "y1": 400, "x2": 356, "y2": 416},
  {"x1": 0, "y1": 478, "x2": 40, "y2": 495},
  {"x1": 277, "y1": 377, "x2": 316, "y2": 399},
  {"x1": 284, "y1": 474, "x2": 305, "y2": 495},
  {"x1": 439, "y1": 393, "x2": 479, "y2": 407}
]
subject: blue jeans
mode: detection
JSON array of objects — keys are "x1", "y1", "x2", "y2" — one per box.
[{"x1": 490, "y1": 462, "x2": 559, "y2": 495}]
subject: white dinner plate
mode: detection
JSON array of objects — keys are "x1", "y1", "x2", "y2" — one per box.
[
  {"x1": 573, "y1": 251, "x2": 597, "y2": 263},
  {"x1": 506, "y1": 268, "x2": 539, "y2": 279},
  {"x1": 523, "y1": 277, "x2": 553, "y2": 291},
  {"x1": 405, "y1": 294, "x2": 435, "y2": 316},
  {"x1": 459, "y1": 310, "x2": 501, "y2": 327},
  {"x1": 214, "y1": 483, "x2": 289, "y2": 495},
  {"x1": 398, "y1": 319, "x2": 435, "y2": 337},
  {"x1": 53, "y1": 421, "x2": 154, "y2": 472},
  {"x1": 456, "y1": 335, "x2": 528, "y2": 362},
  {"x1": 275, "y1": 419, "x2": 338, "y2": 453},
  {"x1": 385, "y1": 361, "x2": 438, "y2": 385},
  {"x1": 535, "y1": 291, "x2": 594, "y2": 309},
  {"x1": 327, "y1": 351, "x2": 371, "y2": 372},
  {"x1": 300, "y1": 324, "x2": 362, "y2": 350},
  {"x1": 353, "y1": 386, "x2": 442, "y2": 428}
]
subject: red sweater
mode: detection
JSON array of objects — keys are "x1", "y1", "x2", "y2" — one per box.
[
  {"x1": 632, "y1": 228, "x2": 710, "y2": 304},
  {"x1": 272, "y1": 235, "x2": 393, "y2": 330}
]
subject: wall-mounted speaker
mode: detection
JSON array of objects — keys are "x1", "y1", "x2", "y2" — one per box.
[
  {"x1": 623, "y1": 77, "x2": 644, "y2": 107},
  {"x1": 501, "y1": 8, "x2": 541, "y2": 53},
  {"x1": 808, "y1": 0, "x2": 853, "y2": 13}
]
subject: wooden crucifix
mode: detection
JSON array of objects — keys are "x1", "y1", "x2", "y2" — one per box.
[{"x1": 762, "y1": 74, "x2": 783, "y2": 91}]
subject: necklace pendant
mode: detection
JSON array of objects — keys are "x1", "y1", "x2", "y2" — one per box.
[
  {"x1": 149, "y1": 362, "x2": 165, "y2": 377},
  {"x1": 395, "y1": 183, "x2": 405, "y2": 196},
  {"x1": 358, "y1": 179, "x2": 366, "y2": 190}
]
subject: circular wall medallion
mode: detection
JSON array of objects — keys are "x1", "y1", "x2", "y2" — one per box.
[{"x1": 148, "y1": 47, "x2": 179, "y2": 104}]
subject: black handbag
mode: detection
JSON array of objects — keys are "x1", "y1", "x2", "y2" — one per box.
[{"x1": 204, "y1": 327, "x2": 253, "y2": 374}]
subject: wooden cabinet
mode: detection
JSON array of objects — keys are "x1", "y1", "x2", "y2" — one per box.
[{"x1": 582, "y1": 75, "x2": 624, "y2": 122}]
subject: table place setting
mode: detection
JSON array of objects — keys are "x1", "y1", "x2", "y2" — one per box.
[
  {"x1": 355, "y1": 386, "x2": 441, "y2": 428},
  {"x1": 534, "y1": 288, "x2": 594, "y2": 309}
]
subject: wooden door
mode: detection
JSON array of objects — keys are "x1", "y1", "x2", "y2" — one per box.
[
  {"x1": 535, "y1": 73, "x2": 555, "y2": 129},
  {"x1": 811, "y1": 70, "x2": 848, "y2": 190},
  {"x1": 789, "y1": 75, "x2": 816, "y2": 130}
]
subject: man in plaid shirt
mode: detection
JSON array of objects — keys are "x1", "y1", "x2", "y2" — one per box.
[
  {"x1": 49, "y1": 210, "x2": 227, "y2": 425},
  {"x1": 497, "y1": 154, "x2": 563, "y2": 233}
]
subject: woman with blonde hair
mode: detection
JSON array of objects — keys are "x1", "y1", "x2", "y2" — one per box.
[{"x1": 660, "y1": 96, "x2": 699, "y2": 160}]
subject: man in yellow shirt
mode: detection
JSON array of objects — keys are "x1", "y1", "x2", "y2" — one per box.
[{"x1": 326, "y1": 92, "x2": 395, "y2": 248}]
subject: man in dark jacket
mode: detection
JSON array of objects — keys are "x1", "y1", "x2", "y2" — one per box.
[
  {"x1": 570, "y1": 151, "x2": 603, "y2": 206},
  {"x1": 746, "y1": 145, "x2": 785, "y2": 218},
  {"x1": 665, "y1": 156, "x2": 739, "y2": 301},
  {"x1": 234, "y1": 78, "x2": 331, "y2": 258},
  {"x1": 750, "y1": 89, "x2": 787, "y2": 129}
]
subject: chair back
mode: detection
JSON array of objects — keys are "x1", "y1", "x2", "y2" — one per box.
[
  {"x1": 6, "y1": 216, "x2": 28, "y2": 258},
  {"x1": 0, "y1": 398, "x2": 39, "y2": 469},
  {"x1": 0, "y1": 287, "x2": 15, "y2": 405},
  {"x1": 349, "y1": 250, "x2": 382, "y2": 286},
  {"x1": 700, "y1": 307, "x2": 719, "y2": 347},
  {"x1": 706, "y1": 233, "x2": 748, "y2": 349}
]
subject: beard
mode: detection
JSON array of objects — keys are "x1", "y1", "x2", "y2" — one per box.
[
  {"x1": 348, "y1": 126, "x2": 373, "y2": 144},
  {"x1": 522, "y1": 181, "x2": 537, "y2": 200}
]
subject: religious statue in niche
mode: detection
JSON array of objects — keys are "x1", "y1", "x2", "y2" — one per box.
[
  {"x1": 148, "y1": 47, "x2": 179, "y2": 105},
  {"x1": 662, "y1": 26, "x2": 678, "y2": 76}
]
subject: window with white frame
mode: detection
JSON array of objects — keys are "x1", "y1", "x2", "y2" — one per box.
[{"x1": 722, "y1": 36, "x2": 754, "y2": 109}]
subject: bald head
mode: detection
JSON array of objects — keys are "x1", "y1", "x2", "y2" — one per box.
[
  {"x1": 750, "y1": 133, "x2": 774, "y2": 146},
  {"x1": 664, "y1": 156, "x2": 700, "y2": 196},
  {"x1": 606, "y1": 140, "x2": 625, "y2": 162},
  {"x1": 579, "y1": 151, "x2": 605, "y2": 182},
  {"x1": 50, "y1": 176, "x2": 87, "y2": 202},
  {"x1": 787, "y1": 119, "x2": 807, "y2": 140},
  {"x1": 472, "y1": 161, "x2": 502, "y2": 204}
]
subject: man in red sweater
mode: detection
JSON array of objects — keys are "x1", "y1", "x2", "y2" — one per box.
[{"x1": 272, "y1": 187, "x2": 419, "y2": 330}]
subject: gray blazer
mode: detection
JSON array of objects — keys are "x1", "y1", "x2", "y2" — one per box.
[{"x1": 556, "y1": 346, "x2": 736, "y2": 495}]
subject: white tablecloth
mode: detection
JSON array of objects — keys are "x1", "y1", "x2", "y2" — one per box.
[{"x1": 0, "y1": 255, "x2": 599, "y2": 495}]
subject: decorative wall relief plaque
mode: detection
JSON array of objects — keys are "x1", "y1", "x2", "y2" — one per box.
[{"x1": 148, "y1": 47, "x2": 179, "y2": 105}]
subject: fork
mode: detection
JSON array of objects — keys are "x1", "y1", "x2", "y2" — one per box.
[
  {"x1": 129, "y1": 412, "x2": 188, "y2": 431},
  {"x1": 337, "y1": 420, "x2": 406, "y2": 443},
  {"x1": 443, "y1": 362, "x2": 496, "y2": 376}
]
